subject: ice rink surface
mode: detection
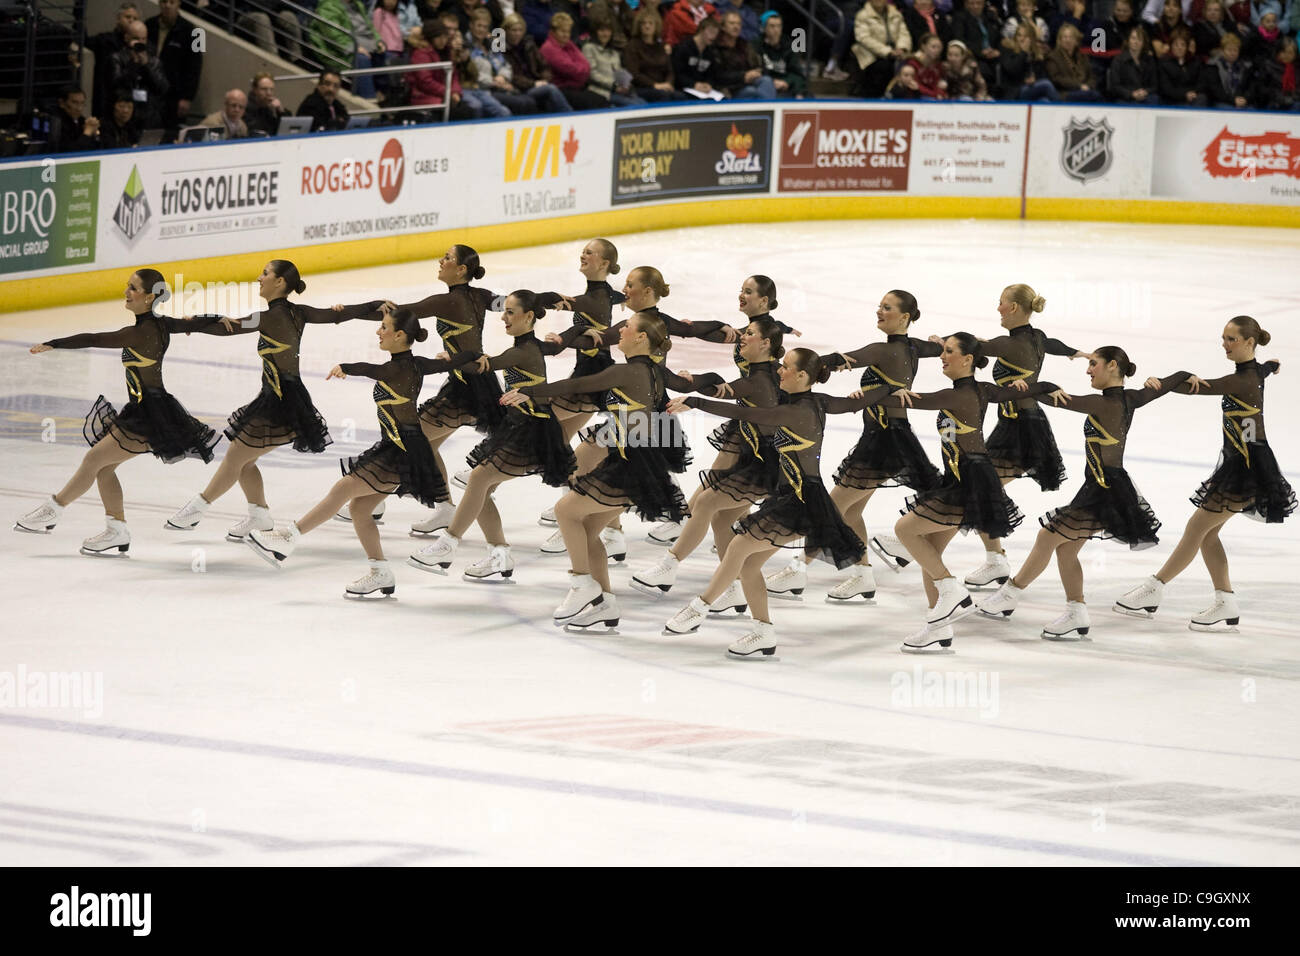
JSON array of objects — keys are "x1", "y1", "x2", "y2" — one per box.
[{"x1": 1, "y1": 219, "x2": 1297, "y2": 866}]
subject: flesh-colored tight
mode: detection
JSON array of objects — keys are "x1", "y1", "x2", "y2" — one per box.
[
  {"x1": 53, "y1": 430, "x2": 138, "y2": 521},
  {"x1": 294, "y1": 474, "x2": 388, "y2": 560},
  {"x1": 1153, "y1": 507, "x2": 1235, "y2": 592}
]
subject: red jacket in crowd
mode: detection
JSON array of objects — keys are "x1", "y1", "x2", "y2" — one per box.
[{"x1": 663, "y1": 2, "x2": 718, "y2": 48}]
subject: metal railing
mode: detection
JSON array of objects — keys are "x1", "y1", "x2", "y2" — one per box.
[
  {"x1": 181, "y1": 0, "x2": 357, "y2": 82},
  {"x1": 272, "y1": 61, "x2": 453, "y2": 124},
  {"x1": 1, "y1": 0, "x2": 85, "y2": 116},
  {"x1": 779, "y1": 0, "x2": 845, "y2": 53}
]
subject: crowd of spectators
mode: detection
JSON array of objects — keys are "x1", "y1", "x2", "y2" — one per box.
[{"x1": 37, "y1": 0, "x2": 1300, "y2": 152}]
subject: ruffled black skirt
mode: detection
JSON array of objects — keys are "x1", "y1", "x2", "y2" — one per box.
[
  {"x1": 699, "y1": 438, "x2": 781, "y2": 504},
  {"x1": 225, "y1": 377, "x2": 330, "y2": 453},
  {"x1": 341, "y1": 423, "x2": 448, "y2": 508},
  {"x1": 570, "y1": 444, "x2": 689, "y2": 523},
  {"x1": 834, "y1": 418, "x2": 941, "y2": 491},
  {"x1": 986, "y1": 408, "x2": 1067, "y2": 491},
  {"x1": 1191, "y1": 441, "x2": 1296, "y2": 524},
  {"x1": 1040, "y1": 466, "x2": 1160, "y2": 549},
  {"x1": 902, "y1": 454, "x2": 1024, "y2": 539},
  {"x1": 578, "y1": 413, "x2": 692, "y2": 473},
  {"x1": 418, "y1": 371, "x2": 504, "y2": 432},
  {"x1": 84, "y1": 389, "x2": 220, "y2": 464},
  {"x1": 707, "y1": 419, "x2": 748, "y2": 456},
  {"x1": 466, "y1": 410, "x2": 577, "y2": 487},
  {"x1": 734, "y1": 477, "x2": 865, "y2": 569},
  {"x1": 550, "y1": 350, "x2": 615, "y2": 415}
]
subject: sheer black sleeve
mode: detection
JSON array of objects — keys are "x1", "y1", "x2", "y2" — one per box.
[
  {"x1": 300, "y1": 300, "x2": 385, "y2": 324},
  {"x1": 1129, "y1": 371, "x2": 1192, "y2": 409},
  {"x1": 44, "y1": 327, "x2": 136, "y2": 349},
  {"x1": 520, "y1": 364, "x2": 629, "y2": 400}
]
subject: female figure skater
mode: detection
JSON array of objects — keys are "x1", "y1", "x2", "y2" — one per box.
[
  {"x1": 661, "y1": 349, "x2": 896, "y2": 661},
  {"x1": 978, "y1": 348, "x2": 1191, "y2": 639},
  {"x1": 538, "y1": 265, "x2": 733, "y2": 559},
  {"x1": 631, "y1": 315, "x2": 786, "y2": 613},
  {"x1": 1115, "y1": 316, "x2": 1293, "y2": 630},
  {"x1": 960, "y1": 284, "x2": 1084, "y2": 589},
  {"x1": 890, "y1": 333, "x2": 1053, "y2": 653},
  {"x1": 501, "y1": 312, "x2": 690, "y2": 630},
  {"x1": 245, "y1": 310, "x2": 451, "y2": 597},
  {"x1": 645, "y1": 274, "x2": 796, "y2": 546},
  {"x1": 163, "y1": 260, "x2": 382, "y2": 539},
  {"x1": 15, "y1": 269, "x2": 221, "y2": 554},
  {"x1": 764, "y1": 289, "x2": 943, "y2": 601},
  {"x1": 407, "y1": 291, "x2": 577, "y2": 579},
  {"x1": 394, "y1": 244, "x2": 502, "y2": 536}
]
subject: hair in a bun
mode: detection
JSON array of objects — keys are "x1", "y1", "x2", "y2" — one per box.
[
  {"x1": 750, "y1": 275, "x2": 778, "y2": 311},
  {"x1": 451, "y1": 244, "x2": 485, "y2": 282},
  {"x1": 592, "y1": 238, "x2": 619, "y2": 275},
  {"x1": 632, "y1": 266, "x2": 669, "y2": 299},
  {"x1": 509, "y1": 289, "x2": 546, "y2": 324},
  {"x1": 1094, "y1": 345, "x2": 1135, "y2": 378},
  {"x1": 634, "y1": 311, "x2": 669, "y2": 354},
  {"x1": 1004, "y1": 283, "x2": 1044, "y2": 315},
  {"x1": 888, "y1": 289, "x2": 920, "y2": 324},
  {"x1": 135, "y1": 268, "x2": 170, "y2": 310},
  {"x1": 1230, "y1": 315, "x2": 1270, "y2": 348},
  {"x1": 750, "y1": 315, "x2": 785, "y2": 359},
  {"x1": 390, "y1": 308, "x2": 427, "y2": 344},
  {"x1": 949, "y1": 331, "x2": 988, "y2": 369},
  {"x1": 269, "y1": 259, "x2": 306, "y2": 296},
  {"x1": 788, "y1": 347, "x2": 829, "y2": 384}
]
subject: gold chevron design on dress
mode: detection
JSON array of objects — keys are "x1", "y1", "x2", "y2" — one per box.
[
  {"x1": 1222, "y1": 396, "x2": 1259, "y2": 466},
  {"x1": 1084, "y1": 415, "x2": 1119, "y2": 487},
  {"x1": 776, "y1": 427, "x2": 815, "y2": 501},
  {"x1": 579, "y1": 313, "x2": 607, "y2": 357},
  {"x1": 257, "y1": 334, "x2": 291, "y2": 398},
  {"x1": 606, "y1": 388, "x2": 647, "y2": 460},
  {"x1": 121, "y1": 347, "x2": 156, "y2": 402},
  {"x1": 994, "y1": 358, "x2": 1034, "y2": 419},
  {"x1": 506, "y1": 367, "x2": 550, "y2": 418},
  {"x1": 938, "y1": 411, "x2": 976, "y2": 480},
  {"x1": 375, "y1": 381, "x2": 409, "y2": 449}
]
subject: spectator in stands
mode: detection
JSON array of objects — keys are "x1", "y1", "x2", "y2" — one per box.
[
  {"x1": 664, "y1": 0, "x2": 719, "y2": 47},
  {"x1": 373, "y1": 0, "x2": 409, "y2": 61},
  {"x1": 521, "y1": 0, "x2": 579, "y2": 44},
  {"x1": 904, "y1": 0, "x2": 953, "y2": 49},
  {"x1": 408, "y1": 21, "x2": 468, "y2": 116},
  {"x1": 449, "y1": 27, "x2": 513, "y2": 114},
  {"x1": 1051, "y1": 0, "x2": 1095, "y2": 51},
  {"x1": 1098, "y1": 0, "x2": 1140, "y2": 56},
  {"x1": 885, "y1": 60, "x2": 925, "y2": 96},
  {"x1": 1158, "y1": 26, "x2": 1210, "y2": 102},
  {"x1": 1250, "y1": 36, "x2": 1297, "y2": 109},
  {"x1": 759, "y1": 11, "x2": 809, "y2": 97},
  {"x1": 468, "y1": 9, "x2": 558, "y2": 113},
  {"x1": 99, "y1": 90, "x2": 142, "y2": 149},
  {"x1": 672, "y1": 14, "x2": 722, "y2": 95},
  {"x1": 146, "y1": 0, "x2": 201, "y2": 134},
  {"x1": 1108, "y1": 23, "x2": 1160, "y2": 101},
  {"x1": 85, "y1": 3, "x2": 138, "y2": 118},
  {"x1": 202, "y1": 88, "x2": 250, "y2": 137},
  {"x1": 1204, "y1": 32, "x2": 1255, "y2": 104},
  {"x1": 1046, "y1": 21, "x2": 1104, "y2": 98},
  {"x1": 714, "y1": 0, "x2": 760, "y2": 42},
  {"x1": 949, "y1": 0, "x2": 1000, "y2": 89},
  {"x1": 541, "y1": 11, "x2": 608, "y2": 107},
  {"x1": 297, "y1": 69, "x2": 352, "y2": 130},
  {"x1": 48, "y1": 86, "x2": 102, "y2": 153},
  {"x1": 1245, "y1": 10, "x2": 1283, "y2": 58},
  {"x1": 1000, "y1": 22, "x2": 1058, "y2": 98},
  {"x1": 453, "y1": 0, "x2": 506, "y2": 33},
  {"x1": 852, "y1": 0, "x2": 912, "y2": 98},
  {"x1": 1245, "y1": 0, "x2": 1283, "y2": 28},
  {"x1": 247, "y1": 72, "x2": 290, "y2": 136},
  {"x1": 1001, "y1": 0, "x2": 1047, "y2": 42},
  {"x1": 625, "y1": 10, "x2": 678, "y2": 101},
  {"x1": 389, "y1": 0, "x2": 424, "y2": 34},
  {"x1": 906, "y1": 32, "x2": 948, "y2": 97},
  {"x1": 502, "y1": 12, "x2": 576, "y2": 109},
  {"x1": 1193, "y1": 1, "x2": 1235, "y2": 60},
  {"x1": 943, "y1": 38, "x2": 991, "y2": 98},
  {"x1": 585, "y1": 0, "x2": 633, "y2": 50},
  {"x1": 713, "y1": 10, "x2": 776, "y2": 97},
  {"x1": 111, "y1": 20, "x2": 170, "y2": 130},
  {"x1": 583, "y1": 16, "x2": 646, "y2": 105},
  {"x1": 1150, "y1": 0, "x2": 1189, "y2": 56},
  {"x1": 312, "y1": 0, "x2": 385, "y2": 99}
]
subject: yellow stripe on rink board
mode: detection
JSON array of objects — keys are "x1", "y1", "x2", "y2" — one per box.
[
  {"x1": 1026, "y1": 198, "x2": 1300, "y2": 230},
  {"x1": 3, "y1": 194, "x2": 1291, "y2": 310}
]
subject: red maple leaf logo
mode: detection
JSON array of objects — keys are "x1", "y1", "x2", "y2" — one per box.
[{"x1": 563, "y1": 126, "x2": 580, "y2": 164}]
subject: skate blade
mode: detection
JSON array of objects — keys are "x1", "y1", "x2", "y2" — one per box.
[
  {"x1": 868, "y1": 539, "x2": 907, "y2": 571},
  {"x1": 406, "y1": 556, "x2": 449, "y2": 575},
  {"x1": 1041, "y1": 629, "x2": 1091, "y2": 642},
  {"x1": 1188, "y1": 621, "x2": 1239, "y2": 633},
  {"x1": 1111, "y1": 604, "x2": 1155, "y2": 619},
  {"x1": 605, "y1": 552, "x2": 626, "y2": 563},
  {"x1": 452, "y1": 478, "x2": 468, "y2": 490},
  {"x1": 963, "y1": 577, "x2": 1007, "y2": 591},
  {"x1": 539, "y1": 545, "x2": 568, "y2": 556},
  {"x1": 225, "y1": 533, "x2": 247, "y2": 542},
  {"x1": 333, "y1": 514, "x2": 385, "y2": 525},
  {"x1": 726, "y1": 649, "x2": 780, "y2": 662},
  {"x1": 661, "y1": 625, "x2": 700, "y2": 636},
  {"x1": 766, "y1": 589, "x2": 805, "y2": 601},
  {"x1": 646, "y1": 535, "x2": 677, "y2": 546},
  {"x1": 928, "y1": 598, "x2": 976, "y2": 627},
  {"x1": 246, "y1": 539, "x2": 286, "y2": 569},
  {"x1": 901, "y1": 642, "x2": 955, "y2": 654},
  {"x1": 163, "y1": 520, "x2": 199, "y2": 531},
  {"x1": 344, "y1": 588, "x2": 396, "y2": 600},
  {"x1": 13, "y1": 523, "x2": 54, "y2": 534},
  {"x1": 708, "y1": 604, "x2": 747, "y2": 615},
  {"x1": 408, "y1": 525, "x2": 449, "y2": 538},
  {"x1": 79, "y1": 545, "x2": 130, "y2": 557},
  {"x1": 462, "y1": 571, "x2": 515, "y2": 583},
  {"x1": 630, "y1": 579, "x2": 672, "y2": 597},
  {"x1": 825, "y1": 592, "x2": 876, "y2": 604},
  {"x1": 976, "y1": 608, "x2": 1014, "y2": 621},
  {"x1": 537, "y1": 517, "x2": 558, "y2": 527},
  {"x1": 564, "y1": 621, "x2": 619, "y2": 634}
]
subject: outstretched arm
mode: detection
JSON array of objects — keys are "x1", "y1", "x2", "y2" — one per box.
[
  {"x1": 301, "y1": 300, "x2": 385, "y2": 324},
  {"x1": 40, "y1": 326, "x2": 138, "y2": 350},
  {"x1": 821, "y1": 385, "x2": 895, "y2": 413},
  {"x1": 1129, "y1": 371, "x2": 1193, "y2": 408}
]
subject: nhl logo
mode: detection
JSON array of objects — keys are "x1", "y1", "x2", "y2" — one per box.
[{"x1": 1060, "y1": 118, "x2": 1113, "y2": 184}]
